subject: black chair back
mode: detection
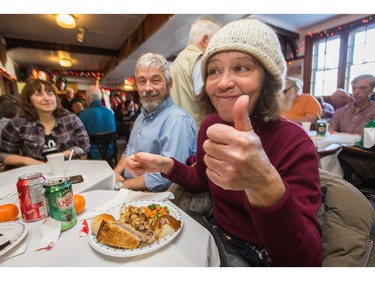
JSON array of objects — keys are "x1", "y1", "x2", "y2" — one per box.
[{"x1": 89, "y1": 132, "x2": 117, "y2": 168}]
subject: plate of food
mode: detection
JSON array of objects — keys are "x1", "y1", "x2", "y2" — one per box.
[
  {"x1": 88, "y1": 200, "x2": 183, "y2": 257},
  {"x1": 0, "y1": 221, "x2": 28, "y2": 257}
]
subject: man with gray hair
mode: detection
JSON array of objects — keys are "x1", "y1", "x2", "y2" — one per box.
[
  {"x1": 61, "y1": 87, "x2": 78, "y2": 112},
  {"x1": 114, "y1": 53, "x2": 197, "y2": 192},
  {"x1": 329, "y1": 74, "x2": 375, "y2": 135},
  {"x1": 171, "y1": 18, "x2": 220, "y2": 129},
  {"x1": 79, "y1": 85, "x2": 116, "y2": 161}
]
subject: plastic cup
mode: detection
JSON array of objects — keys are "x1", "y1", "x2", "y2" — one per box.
[
  {"x1": 301, "y1": 122, "x2": 311, "y2": 132},
  {"x1": 46, "y1": 153, "x2": 65, "y2": 176}
]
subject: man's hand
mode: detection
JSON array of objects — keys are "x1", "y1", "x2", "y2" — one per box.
[{"x1": 125, "y1": 153, "x2": 173, "y2": 177}]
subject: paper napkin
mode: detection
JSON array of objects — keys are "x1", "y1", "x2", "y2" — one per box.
[
  {"x1": 35, "y1": 217, "x2": 61, "y2": 251},
  {"x1": 79, "y1": 220, "x2": 89, "y2": 237},
  {"x1": 0, "y1": 230, "x2": 31, "y2": 262},
  {"x1": 79, "y1": 189, "x2": 175, "y2": 221}
]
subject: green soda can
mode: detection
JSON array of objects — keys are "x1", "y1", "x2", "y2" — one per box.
[
  {"x1": 316, "y1": 121, "x2": 327, "y2": 137},
  {"x1": 43, "y1": 177, "x2": 77, "y2": 231}
]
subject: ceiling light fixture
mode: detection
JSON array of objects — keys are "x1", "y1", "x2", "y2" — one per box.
[
  {"x1": 59, "y1": 58, "x2": 72, "y2": 68},
  {"x1": 55, "y1": 14, "x2": 76, "y2": 29}
]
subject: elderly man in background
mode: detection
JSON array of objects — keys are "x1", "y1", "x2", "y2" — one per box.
[
  {"x1": 61, "y1": 87, "x2": 79, "y2": 112},
  {"x1": 330, "y1": 88, "x2": 353, "y2": 110},
  {"x1": 329, "y1": 74, "x2": 375, "y2": 135},
  {"x1": 281, "y1": 76, "x2": 322, "y2": 125},
  {"x1": 79, "y1": 85, "x2": 116, "y2": 160},
  {"x1": 171, "y1": 19, "x2": 220, "y2": 129},
  {"x1": 114, "y1": 53, "x2": 197, "y2": 192}
]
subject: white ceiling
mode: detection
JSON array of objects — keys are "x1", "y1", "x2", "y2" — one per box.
[{"x1": 0, "y1": 14, "x2": 341, "y2": 87}]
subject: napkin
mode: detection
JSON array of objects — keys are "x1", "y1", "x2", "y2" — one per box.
[
  {"x1": 79, "y1": 220, "x2": 89, "y2": 237},
  {"x1": 363, "y1": 127, "x2": 375, "y2": 148},
  {"x1": 0, "y1": 230, "x2": 31, "y2": 262},
  {"x1": 79, "y1": 189, "x2": 175, "y2": 221},
  {"x1": 35, "y1": 217, "x2": 61, "y2": 251}
]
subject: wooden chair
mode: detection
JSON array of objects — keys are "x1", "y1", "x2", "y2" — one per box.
[
  {"x1": 88, "y1": 132, "x2": 118, "y2": 168},
  {"x1": 317, "y1": 144, "x2": 341, "y2": 159}
]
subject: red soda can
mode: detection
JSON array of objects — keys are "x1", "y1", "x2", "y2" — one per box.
[{"x1": 17, "y1": 172, "x2": 47, "y2": 222}]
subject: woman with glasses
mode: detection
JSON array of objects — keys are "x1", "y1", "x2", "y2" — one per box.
[{"x1": 281, "y1": 76, "x2": 322, "y2": 126}]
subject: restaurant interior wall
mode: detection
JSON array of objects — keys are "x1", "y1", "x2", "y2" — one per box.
[{"x1": 286, "y1": 14, "x2": 372, "y2": 96}]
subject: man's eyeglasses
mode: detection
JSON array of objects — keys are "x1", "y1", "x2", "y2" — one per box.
[{"x1": 282, "y1": 85, "x2": 294, "y2": 94}]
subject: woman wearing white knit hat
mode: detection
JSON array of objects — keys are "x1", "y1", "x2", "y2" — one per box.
[{"x1": 126, "y1": 19, "x2": 322, "y2": 266}]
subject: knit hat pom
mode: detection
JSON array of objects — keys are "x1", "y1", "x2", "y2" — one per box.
[{"x1": 201, "y1": 19, "x2": 286, "y2": 88}]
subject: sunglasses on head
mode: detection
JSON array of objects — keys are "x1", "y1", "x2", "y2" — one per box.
[{"x1": 282, "y1": 85, "x2": 294, "y2": 94}]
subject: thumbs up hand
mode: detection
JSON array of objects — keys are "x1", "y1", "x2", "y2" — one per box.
[{"x1": 203, "y1": 95, "x2": 285, "y2": 207}]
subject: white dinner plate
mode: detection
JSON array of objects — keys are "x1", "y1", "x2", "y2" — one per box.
[
  {"x1": 88, "y1": 200, "x2": 183, "y2": 257},
  {"x1": 0, "y1": 221, "x2": 28, "y2": 257}
]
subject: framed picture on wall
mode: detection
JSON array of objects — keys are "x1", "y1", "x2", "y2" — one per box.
[{"x1": 287, "y1": 58, "x2": 304, "y2": 79}]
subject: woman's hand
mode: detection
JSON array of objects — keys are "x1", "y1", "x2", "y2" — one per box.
[
  {"x1": 125, "y1": 153, "x2": 173, "y2": 177},
  {"x1": 203, "y1": 95, "x2": 285, "y2": 208},
  {"x1": 25, "y1": 157, "x2": 45, "y2": 166}
]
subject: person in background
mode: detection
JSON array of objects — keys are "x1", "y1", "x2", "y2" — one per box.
[
  {"x1": 330, "y1": 88, "x2": 353, "y2": 110},
  {"x1": 281, "y1": 76, "x2": 322, "y2": 125},
  {"x1": 125, "y1": 19, "x2": 322, "y2": 266},
  {"x1": 317, "y1": 96, "x2": 335, "y2": 119},
  {"x1": 79, "y1": 85, "x2": 116, "y2": 159},
  {"x1": 171, "y1": 19, "x2": 220, "y2": 129},
  {"x1": 113, "y1": 53, "x2": 197, "y2": 192},
  {"x1": 113, "y1": 97, "x2": 128, "y2": 140},
  {"x1": 71, "y1": 99, "x2": 85, "y2": 116},
  {"x1": 124, "y1": 94, "x2": 139, "y2": 121},
  {"x1": 329, "y1": 74, "x2": 375, "y2": 135},
  {"x1": 0, "y1": 94, "x2": 21, "y2": 139},
  {"x1": 61, "y1": 87, "x2": 78, "y2": 112},
  {"x1": 0, "y1": 79, "x2": 90, "y2": 167}
]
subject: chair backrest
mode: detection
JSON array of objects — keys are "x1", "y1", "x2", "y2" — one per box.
[
  {"x1": 319, "y1": 168, "x2": 375, "y2": 266},
  {"x1": 89, "y1": 132, "x2": 117, "y2": 168}
]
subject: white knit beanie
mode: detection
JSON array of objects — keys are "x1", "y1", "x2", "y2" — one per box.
[{"x1": 201, "y1": 18, "x2": 286, "y2": 89}]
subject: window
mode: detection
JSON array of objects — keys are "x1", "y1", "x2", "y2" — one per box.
[
  {"x1": 305, "y1": 15, "x2": 375, "y2": 96},
  {"x1": 311, "y1": 36, "x2": 340, "y2": 96},
  {"x1": 346, "y1": 23, "x2": 375, "y2": 88}
]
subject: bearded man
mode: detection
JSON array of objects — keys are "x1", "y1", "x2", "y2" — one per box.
[
  {"x1": 113, "y1": 53, "x2": 197, "y2": 192},
  {"x1": 280, "y1": 76, "x2": 322, "y2": 125}
]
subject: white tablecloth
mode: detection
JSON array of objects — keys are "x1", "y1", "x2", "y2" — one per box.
[
  {"x1": 0, "y1": 189, "x2": 220, "y2": 267},
  {"x1": 0, "y1": 160, "x2": 115, "y2": 200},
  {"x1": 309, "y1": 131, "x2": 361, "y2": 177}
]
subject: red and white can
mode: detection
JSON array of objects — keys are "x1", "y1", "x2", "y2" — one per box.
[{"x1": 17, "y1": 172, "x2": 47, "y2": 222}]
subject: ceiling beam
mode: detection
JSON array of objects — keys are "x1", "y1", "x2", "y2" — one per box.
[
  {"x1": 103, "y1": 14, "x2": 174, "y2": 75},
  {"x1": 4, "y1": 37, "x2": 118, "y2": 56}
]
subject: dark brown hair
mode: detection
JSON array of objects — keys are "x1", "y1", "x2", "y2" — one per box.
[
  {"x1": 20, "y1": 79, "x2": 66, "y2": 121},
  {"x1": 0, "y1": 94, "x2": 21, "y2": 119}
]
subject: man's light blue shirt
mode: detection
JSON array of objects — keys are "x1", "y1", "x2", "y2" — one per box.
[{"x1": 124, "y1": 96, "x2": 197, "y2": 192}]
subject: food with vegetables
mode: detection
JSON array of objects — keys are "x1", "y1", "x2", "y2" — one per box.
[{"x1": 91, "y1": 203, "x2": 181, "y2": 249}]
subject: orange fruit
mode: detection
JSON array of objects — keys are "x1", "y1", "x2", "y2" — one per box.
[
  {"x1": 74, "y1": 194, "x2": 86, "y2": 215},
  {"x1": 0, "y1": 204, "x2": 19, "y2": 222}
]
